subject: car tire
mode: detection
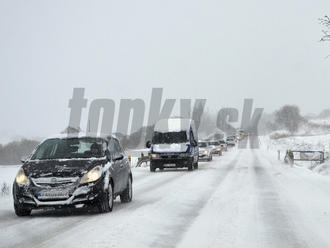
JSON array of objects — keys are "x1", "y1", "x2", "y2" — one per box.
[
  {"x1": 98, "y1": 184, "x2": 113, "y2": 213},
  {"x1": 14, "y1": 204, "x2": 31, "y2": 217},
  {"x1": 120, "y1": 176, "x2": 132, "y2": 203}
]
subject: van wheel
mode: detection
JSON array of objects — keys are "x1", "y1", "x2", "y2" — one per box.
[
  {"x1": 194, "y1": 161, "x2": 199, "y2": 170},
  {"x1": 150, "y1": 163, "x2": 156, "y2": 172},
  {"x1": 14, "y1": 204, "x2": 31, "y2": 216},
  {"x1": 188, "y1": 161, "x2": 194, "y2": 171},
  {"x1": 98, "y1": 184, "x2": 113, "y2": 213},
  {"x1": 120, "y1": 176, "x2": 132, "y2": 203}
]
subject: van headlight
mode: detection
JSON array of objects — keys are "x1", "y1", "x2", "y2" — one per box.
[
  {"x1": 16, "y1": 168, "x2": 30, "y2": 186},
  {"x1": 151, "y1": 153, "x2": 159, "y2": 158},
  {"x1": 80, "y1": 166, "x2": 102, "y2": 184}
]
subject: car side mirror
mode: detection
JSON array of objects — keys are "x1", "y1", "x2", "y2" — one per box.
[
  {"x1": 105, "y1": 150, "x2": 112, "y2": 162},
  {"x1": 114, "y1": 154, "x2": 124, "y2": 161},
  {"x1": 146, "y1": 141, "x2": 151, "y2": 149},
  {"x1": 20, "y1": 156, "x2": 28, "y2": 163}
]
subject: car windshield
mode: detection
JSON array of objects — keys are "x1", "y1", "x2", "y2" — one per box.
[
  {"x1": 210, "y1": 142, "x2": 219, "y2": 146},
  {"x1": 31, "y1": 137, "x2": 106, "y2": 160},
  {"x1": 152, "y1": 131, "x2": 187, "y2": 144},
  {"x1": 219, "y1": 140, "x2": 225, "y2": 144},
  {"x1": 198, "y1": 142, "x2": 207, "y2": 148}
]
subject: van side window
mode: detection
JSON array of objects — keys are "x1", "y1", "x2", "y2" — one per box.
[{"x1": 189, "y1": 126, "x2": 196, "y2": 144}]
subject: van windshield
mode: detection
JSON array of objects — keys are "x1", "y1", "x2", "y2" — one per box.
[{"x1": 152, "y1": 131, "x2": 188, "y2": 144}]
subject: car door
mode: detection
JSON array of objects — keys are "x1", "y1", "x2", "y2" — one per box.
[
  {"x1": 108, "y1": 138, "x2": 122, "y2": 194},
  {"x1": 117, "y1": 142, "x2": 130, "y2": 190},
  {"x1": 113, "y1": 139, "x2": 128, "y2": 192}
]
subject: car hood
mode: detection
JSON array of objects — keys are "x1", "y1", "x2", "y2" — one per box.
[
  {"x1": 23, "y1": 158, "x2": 106, "y2": 178},
  {"x1": 153, "y1": 143, "x2": 189, "y2": 153}
]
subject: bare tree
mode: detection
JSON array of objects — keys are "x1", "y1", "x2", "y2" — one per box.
[
  {"x1": 320, "y1": 15, "x2": 330, "y2": 42},
  {"x1": 275, "y1": 105, "x2": 303, "y2": 133}
]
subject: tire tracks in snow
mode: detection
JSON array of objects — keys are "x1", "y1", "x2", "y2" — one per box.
[
  {"x1": 251, "y1": 151, "x2": 309, "y2": 248},
  {"x1": 149, "y1": 151, "x2": 242, "y2": 248}
]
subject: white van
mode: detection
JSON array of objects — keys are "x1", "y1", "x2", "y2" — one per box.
[{"x1": 146, "y1": 118, "x2": 199, "y2": 172}]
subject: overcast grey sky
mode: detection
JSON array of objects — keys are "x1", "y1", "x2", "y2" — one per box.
[{"x1": 1, "y1": 0, "x2": 330, "y2": 140}]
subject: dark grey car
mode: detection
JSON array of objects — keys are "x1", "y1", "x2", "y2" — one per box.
[{"x1": 13, "y1": 134, "x2": 132, "y2": 216}]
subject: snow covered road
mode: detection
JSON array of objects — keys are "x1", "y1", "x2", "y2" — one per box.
[{"x1": 2, "y1": 149, "x2": 330, "y2": 248}]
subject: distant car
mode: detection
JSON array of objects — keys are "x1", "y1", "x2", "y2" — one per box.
[
  {"x1": 208, "y1": 140, "x2": 222, "y2": 156},
  {"x1": 236, "y1": 130, "x2": 246, "y2": 141},
  {"x1": 198, "y1": 141, "x2": 213, "y2": 161},
  {"x1": 13, "y1": 134, "x2": 133, "y2": 216},
  {"x1": 219, "y1": 139, "x2": 227, "y2": 151},
  {"x1": 226, "y1": 136, "x2": 236, "y2": 146}
]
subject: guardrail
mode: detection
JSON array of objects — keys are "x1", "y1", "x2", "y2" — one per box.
[
  {"x1": 136, "y1": 153, "x2": 150, "y2": 167},
  {"x1": 286, "y1": 150, "x2": 325, "y2": 163}
]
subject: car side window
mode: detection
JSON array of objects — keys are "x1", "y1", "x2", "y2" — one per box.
[
  {"x1": 108, "y1": 139, "x2": 116, "y2": 157},
  {"x1": 113, "y1": 139, "x2": 123, "y2": 155}
]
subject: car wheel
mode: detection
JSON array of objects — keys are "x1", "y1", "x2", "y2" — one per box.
[
  {"x1": 120, "y1": 176, "x2": 133, "y2": 203},
  {"x1": 98, "y1": 184, "x2": 113, "y2": 213},
  {"x1": 14, "y1": 203, "x2": 31, "y2": 217}
]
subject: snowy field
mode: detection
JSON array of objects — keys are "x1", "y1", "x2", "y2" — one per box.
[{"x1": 2, "y1": 147, "x2": 330, "y2": 247}]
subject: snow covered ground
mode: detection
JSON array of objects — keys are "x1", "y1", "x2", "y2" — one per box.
[{"x1": 2, "y1": 148, "x2": 330, "y2": 247}]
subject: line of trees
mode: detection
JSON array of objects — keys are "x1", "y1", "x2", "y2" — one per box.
[{"x1": 0, "y1": 139, "x2": 39, "y2": 165}]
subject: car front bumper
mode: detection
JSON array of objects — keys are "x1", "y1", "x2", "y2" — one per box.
[
  {"x1": 198, "y1": 153, "x2": 210, "y2": 160},
  {"x1": 13, "y1": 179, "x2": 104, "y2": 210}
]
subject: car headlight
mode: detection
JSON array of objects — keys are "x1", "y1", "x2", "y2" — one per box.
[
  {"x1": 80, "y1": 166, "x2": 102, "y2": 184},
  {"x1": 151, "y1": 153, "x2": 159, "y2": 158},
  {"x1": 16, "y1": 168, "x2": 30, "y2": 186},
  {"x1": 203, "y1": 150, "x2": 208, "y2": 155},
  {"x1": 217, "y1": 148, "x2": 221, "y2": 151}
]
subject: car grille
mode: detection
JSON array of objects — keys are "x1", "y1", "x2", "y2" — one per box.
[{"x1": 31, "y1": 177, "x2": 79, "y2": 187}]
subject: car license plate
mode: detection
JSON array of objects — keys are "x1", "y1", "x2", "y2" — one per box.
[
  {"x1": 164, "y1": 163, "x2": 176, "y2": 167},
  {"x1": 38, "y1": 189, "x2": 69, "y2": 200}
]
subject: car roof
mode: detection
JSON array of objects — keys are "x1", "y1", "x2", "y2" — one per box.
[{"x1": 45, "y1": 132, "x2": 117, "y2": 142}]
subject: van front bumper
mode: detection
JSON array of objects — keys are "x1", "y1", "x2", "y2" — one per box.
[{"x1": 150, "y1": 156, "x2": 193, "y2": 168}]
